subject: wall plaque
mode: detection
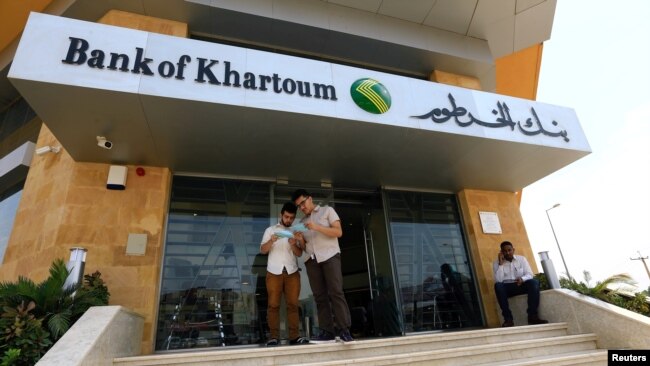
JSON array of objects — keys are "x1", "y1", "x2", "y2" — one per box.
[{"x1": 479, "y1": 211, "x2": 502, "y2": 234}]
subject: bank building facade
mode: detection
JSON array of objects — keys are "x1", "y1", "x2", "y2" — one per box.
[{"x1": 0, "y1": 0, "x2": 590, "y2": 355}]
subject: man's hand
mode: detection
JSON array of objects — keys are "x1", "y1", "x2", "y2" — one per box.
[
  {"x1": 304, "y1": 221, "x2": 318, "y2": 232},
  {"x1": 305, "y1": 220, "x2": 342, "y2": 238},
  {"x1": 516, "y1": 277, "x2": 523, "y2": 286},
  {"x1": 293, "y1": 232, "x2": 305, "y2": 248},
  {"x1": 498, "y1": 252, "x2": 505, "y2": 265}
]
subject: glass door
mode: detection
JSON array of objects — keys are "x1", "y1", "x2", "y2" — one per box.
[
  {"x1": 333, "y1": 188, "x2": 401, "y2": 338},
  {"x1": 385, "y1": 190, "x2": 483, "y2": 332},
  {"x1": 271, "y1": 185, "x2": 402, "y2": 339}
]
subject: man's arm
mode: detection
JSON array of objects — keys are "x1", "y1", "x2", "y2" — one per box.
[
  {"x1": 306, "y1": 220, "x2": 342, "y2": 238},
  {"x1": 288, "y1": 236, "x2": 303, "y2": 256},
  {"x1": 518, "y1": 255, "x2": 534, "y2": 282},
  {"x1": 493, "y1": 260, "x2": 505, "y2": 283},
  {"x1": 260, "y1": 227, "x2": 276, "y2": 255}
]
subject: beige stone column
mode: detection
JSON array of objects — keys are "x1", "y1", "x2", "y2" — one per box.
[
  {"x1": 457, "y1": 189, "x2": 539, "y2": 327},
  {"x1": 429, "y1": 70, "x2": 482, "y2": 91}
]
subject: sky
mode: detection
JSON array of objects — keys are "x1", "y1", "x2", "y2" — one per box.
[{"x1": 520, "y1": 0, "x2": 650, "y2": 291}]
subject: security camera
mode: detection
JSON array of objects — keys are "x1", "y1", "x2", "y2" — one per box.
[
  {"x1": 35, "y1": 145, "x2": 61, "y2": 155},
  {"x1": 96, "y1": 136, "x2": 113, "y2": 150}
]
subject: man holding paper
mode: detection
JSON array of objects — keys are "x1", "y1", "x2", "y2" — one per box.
[
  {"x1": 292, "y1": 189, "x2": 354, "y2": 343},
  {"x1": 260, "y1": 202, "x2": 309, "y2": 346}
]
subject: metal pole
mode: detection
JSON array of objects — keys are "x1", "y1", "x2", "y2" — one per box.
[
  {"x1": 630, "y1": 251, "x2": 650, "y2": 281},
  {"x1": 538, "y1": 251, "x2": 561, "y2": 289},
  {"x1": 546, "y1": 204, "x2": 571, "y2": 280}
]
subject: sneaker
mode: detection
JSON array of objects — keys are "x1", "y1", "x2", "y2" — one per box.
[
  {"x1": 502, "y1": 319, "x2": 514, "y2": 327},
  {"x1": 266, "y1": 338, "x2": 279, "y2": 346},
  {"x1": 289, "y1": 336, "x2": 310, "y2": 345},
  {"x1": 309, "y1": 330, "x2": 335, "y2": 344},
  {"x1": 338, "y1": 329, "x2": 354, "y2": 343}
]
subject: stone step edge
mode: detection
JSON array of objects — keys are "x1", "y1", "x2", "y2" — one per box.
[
  {"x1": 115, "y1": 322, "x2": 569, "y2": 364},
  {"x1": 476, "y1": 349, "x2": 608, "y2": 366},
  {"x1": 280, "y1": 334, "x2": 599, "y2": 366}
]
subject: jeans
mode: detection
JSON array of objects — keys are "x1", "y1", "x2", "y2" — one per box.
[
  {"x1": 305, "y1": 254, "x2": 351, "y2": 334},
  {"x1": 494, "y1": 278, "x2": 541, "y2": 320},
  {"x1": 266, "y1": 269, "x2": 301, "y2": 340}
]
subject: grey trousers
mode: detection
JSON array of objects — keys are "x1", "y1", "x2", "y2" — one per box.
[{"x1": 305, "y1": 254, "x2": 351, "y2": 334}]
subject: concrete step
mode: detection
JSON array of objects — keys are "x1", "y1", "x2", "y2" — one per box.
[
  {"x1": 113, "y1": 323, "x2": 584, "y2": 366},
  {"x1": 477, "y1": 349, "x2": 608, "y2": 366},
  {"x1": 280, "y1": 334, "x2": 599, "y2": 366}
]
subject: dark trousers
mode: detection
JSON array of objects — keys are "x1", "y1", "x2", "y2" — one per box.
[
  {"x1": 494, "y1": 279, "x2": 541, "y2": 321},
  {"x1": 305, "y1": 254, "x2": 351, "y2": 334}
]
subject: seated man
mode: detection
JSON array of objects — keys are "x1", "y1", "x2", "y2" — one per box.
[{"x1": 493, "y1": 241, "x2": 548, "y2": 327}]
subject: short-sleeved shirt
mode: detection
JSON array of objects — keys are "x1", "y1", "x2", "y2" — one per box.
[
  {"x1": 300, "y1": 205, "x2": 341, "y2": 263},
  {"x1": 261, "y1": 223, "x2": 300, "y2": 275}
]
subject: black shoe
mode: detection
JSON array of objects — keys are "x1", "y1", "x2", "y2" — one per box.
[
  {"x1": 338, "y1": 329, "x2": 354, "y2": 343},
  {"x1": 502, "y1": 319, "x2": 514, "y2": 327},
  {"x1": 289, "y1": 336, "x2": 310, "y2": 345},
  {"x1": 266, "y1": 338, "x2": 279, "y2": 346},
  {"x1": 309, "y1": 330, "x2": 335, "y2": 343},
  {"x1": 528, "y1": 316, "x2": 548, "y2": 325}
]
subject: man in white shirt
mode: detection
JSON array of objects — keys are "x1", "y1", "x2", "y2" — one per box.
[
  {"x1": 260, "y1": 202, "x2": 309, "y2": 346},
  {"x1": 292, "y1": 189, "x2": 354, "y2": 343},
  {"x1": 493, "y1": 241, "x2": 548, "y2": 327}
]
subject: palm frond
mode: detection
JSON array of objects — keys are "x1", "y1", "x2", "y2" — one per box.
[
  {"x1": 35, "y1": 260, "x2": 71, "y2": 313},
  {"x1": 592, "y1": 273, "x2": 636, "y2": 294},
  {"x1": 0, "y1": 276, "x2": 39, "y2": 308},
  {"x1": 47, "y1": 309, "x2": 72, "y2": 340}
]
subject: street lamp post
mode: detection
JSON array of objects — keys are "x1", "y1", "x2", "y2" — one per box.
[{"x1": 546, "y1": 204, "x2": 571, "y2": 280}]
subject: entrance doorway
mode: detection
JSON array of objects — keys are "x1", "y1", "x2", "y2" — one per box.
[
  {"x1": 154, "y1": 177, "x2": 482, "y2": 352},
  {"x1": 272, "y1": 185, "x2": 402, "y2": 339},
  {"x1": 333, "y1": 188, "x2": 401, "y2": 338}
]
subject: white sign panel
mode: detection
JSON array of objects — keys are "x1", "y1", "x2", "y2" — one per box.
[
  {"x1": 9, "y1": 12, "x2": 590, "y2": 152},
  {"x1": 479, "y1": 211, "x2": 502, "y2": 234}
]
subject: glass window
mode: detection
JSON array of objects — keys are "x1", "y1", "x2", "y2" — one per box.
[
  {"x1": 0, "y1": 188, "x2": 22, "y2": 265},
  {"x1": 385, "y1": 190, "x2": 482, "y2": 332},
  {"x1": 155, "y1": 176, "x2": 271, "y2": 350}
]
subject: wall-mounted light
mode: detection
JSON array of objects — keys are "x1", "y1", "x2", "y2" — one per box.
[
  {"x1": 63, "y1": 247, "x2": 87, "y2": 291},
  {"x1": 35, "y1": 145, "x2": 61, "y2": 155}
]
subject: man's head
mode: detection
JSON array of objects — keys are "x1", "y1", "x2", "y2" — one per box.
[
  {"x1": 280, "y1": 202, "x2": 297, "y2": 227},
  {"x1": 500, "y1": 241, "x2": 515, "y2": 261},
  {"x1": 291, "y1": 189, "x2": 314, "y2": 215}
]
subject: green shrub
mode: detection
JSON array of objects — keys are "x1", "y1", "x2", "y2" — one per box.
[
  {"x1": 560, "y1": 271, "x2": 649, "y2": 317},
  {"x1": 534, "y1": 273, "x2": 550, "y2": 290},
  {"x1": 0, "y1": 301, "x2": 52, "y2": 366},
  {"x1": 1, "y1": 348, "x2": 21, "y2": 366},
  {"x1": 0, "y1": 259, "x2": 110, "y2": 364}
]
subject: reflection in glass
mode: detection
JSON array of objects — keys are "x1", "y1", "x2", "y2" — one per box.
[
  {"x1": 385, "y1": 190, "x2": 482, "y2": 332},
  {"x1": 155, "y1": 177, "x2": 271, "y2": 350}
]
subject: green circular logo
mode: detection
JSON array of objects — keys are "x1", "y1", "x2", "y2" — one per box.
[{"x1": 350, "y1": 78, "x2": 391, "y2": 114}]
